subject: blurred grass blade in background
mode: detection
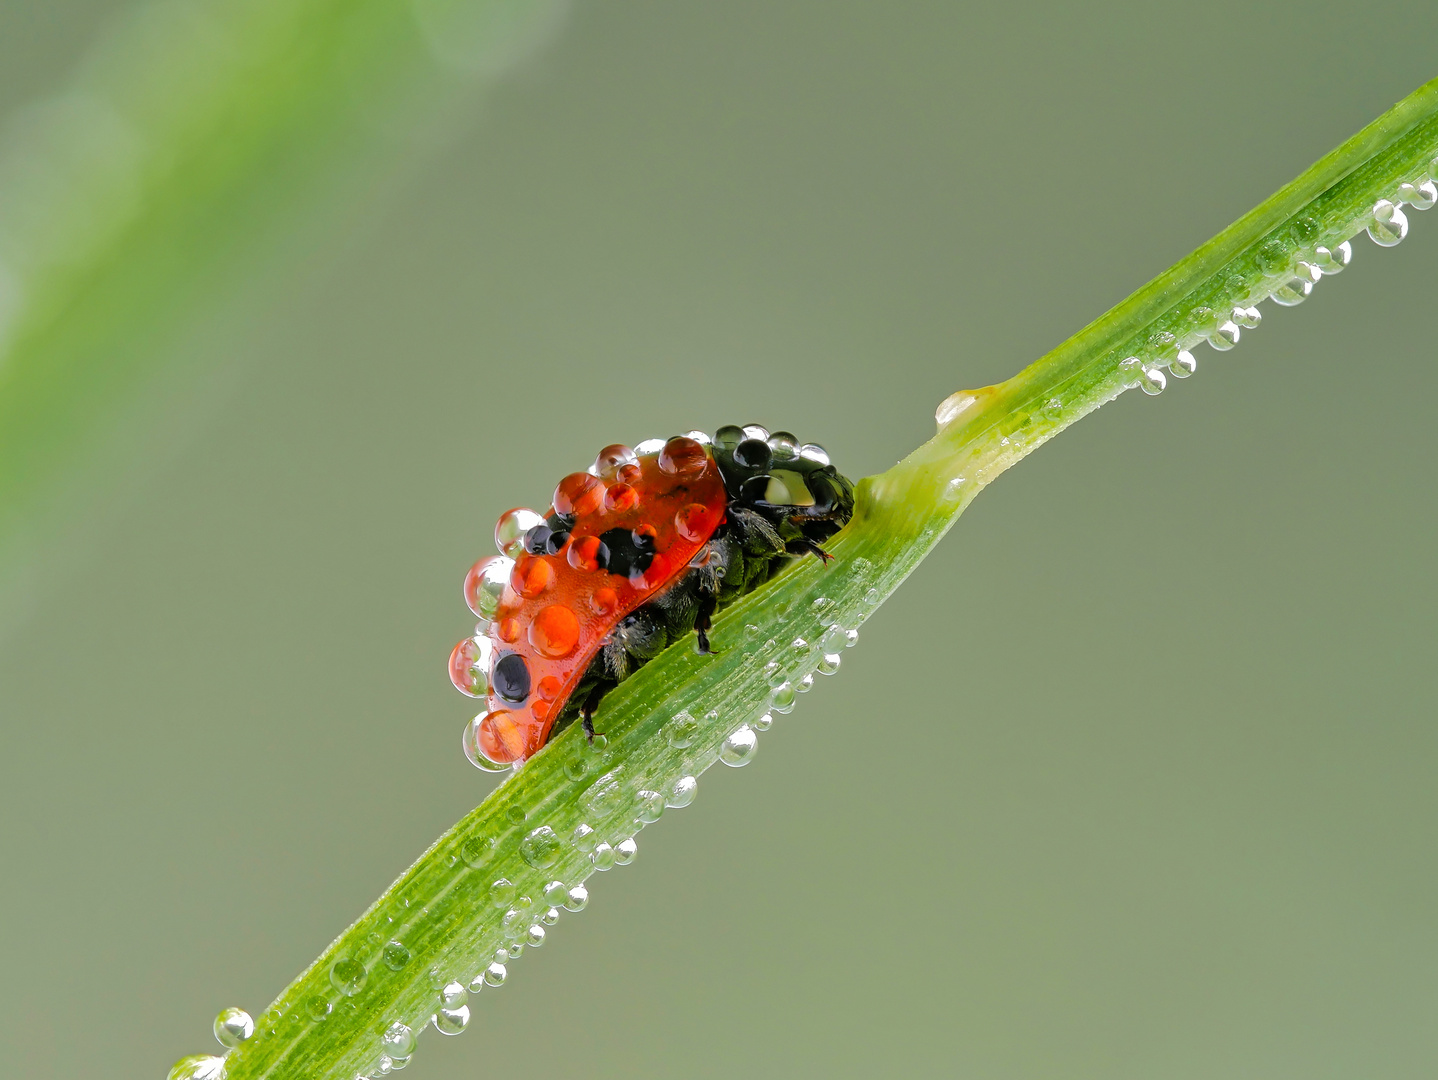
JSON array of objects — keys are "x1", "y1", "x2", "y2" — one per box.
[{"x1": 0, "y1": 0, "x2": 566, "y2": 633}]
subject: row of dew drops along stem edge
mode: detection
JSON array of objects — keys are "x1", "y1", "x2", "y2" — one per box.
[
  {"x1": 1114, "y1": 161, "x2": 1437, "y2": 399},
  {"x1": 165, "y1": 560, "x2": 883, "y2": 1080},
  {"x1": 937, "y1": 161, "x2": 1437, "y2": 508}
]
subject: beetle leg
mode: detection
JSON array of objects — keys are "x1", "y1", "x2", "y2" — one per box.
[
  {"x1": 785, "y1": 537, "x2": 834, "y2": 563},
  {"x1": 693, "y1": 589, "x2": 718, "y2": 654},
  {"x1": 580, "y1": 683, "x2": 606, "y2": 743}
]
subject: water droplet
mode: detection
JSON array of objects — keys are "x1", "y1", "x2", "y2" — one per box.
[
  {"x1": 666, "y1": 774, "x2": 698, "y2": 807},
  {"x1": 1311, "y1": 240, "x2": 1352, "y2": 275},
  {"x1": 167, "y1": 1055, "x2": 226, "y2": 1080},
  {"x1": 592, "y1": 443, "x2": 639, "y2": 478},
  {"x1": 582, "y1": 768, "x2": 627, "y2": 817},
  {"x1": 553, "y1": 472, "x2": 604, "y2": 517},
  {"x1": 1137, "y1": 364, "x2": 1166, "y2": 396},
  {"x1": 1256, "y1": 238, "x2": 1290, "y2": 273},
  {"x1": 502, "y1": 904, "x2": 530, "y2": 934},
  {"x1": 1168, "y1": 350, "x2": 1197, "y2": 378},
  {"x1": 1270, "y1": 261, "x2": 1319, "y2": 305},
  {"x1": 592, "y1": 842, "x2": 616, "y2": 870},
  {"x1": 519, "y1": 826, "x2": 563, "y2": 870},
  {"x1": 635, "y1": 790, "x2": 665, "y2": 824},
  {"x1": 504, "y1": 804, "x2": 527, "y2": 826},
  {"x1": 526, "y1": 924, "x2": 547, "y2": 946},
  {"x1": 382, "y1": 941, "x2": 411, "y2": 971},
  {"x1": 330, "y1": 957, "x2": 367, "y2": 997},
  {"x1": 744, "y1": 623, "x2": 761, "y2": 637},
  {"x1": 794, "y1": 673, "x2": 815, "y2": 693},
  {"x1": 765, "y1": 660, "x2": 785, "y2": 688},
  {"x1": 563, "y1": 754, "x2": 590, "y2": 782},
  {"x1": 1368, "y1": 199, "x2": 1408, "y2": 246},
  {"x1": 741, "y1": 423, "x2": 770, "y2": 441},
  {"x1": 528, "y1": 604, "x2": 581, "y2": 659},
  {"x1": 484, "y1": 962, "x2": 507, "y2": 987},
  {"x1": 542, "y1": 907, "x2": 560, "y2": 925},
  {"x1": 766, "y1": 431, "x2": 800, "y2": 461},
  {"x1": 817, "y1": 652, "x2": 841, "y2": 675},
  {"x1": 433, "y1": 1005, "x2": 470, "y2": 1036},
  {"x1": 381, "y1": 1021, "x2": 415, "y2": 1060},
  {"x1": 799, "y1": 443, "x2": 830, "y2": 467},
  {"x1": 844, "y1": 627, "x2": 859, "y2": 648},
  {"x1": 1292, "y1": 214, "x2": 1321, "y2": 242},
  {"x1": 489, "y1": 878, "x2": 516, "y2": 908},
  {"x1": 588, "y1": 733, "x2": 609, "y2": 754},
  {"x1": 439, "y1": 981, "x2": 468, "y2": 1009},
  {"x1": 614, "y1": 838, "x2": 638, "y2": 865},
  {"x1": 1205, "y1": 320, "x2": 1240, "y2": 351},
  {"x1": 494, "y1": 508, "x2": 544, "y2": 558},
  {"x1": 770, "y1": 683, "x2": 796, "y2": 713},
  {"x1": 753, "y1": 711, "x2": 774, "y2": 731},
  {"x1": 565, "y1": 885, "x2": 589, "y2": 911},
  {"x1": 659, "y1": 436, "x2": 709, "y2": 478},
  {"x1": 1231, "y1": 304, "x2": 1262, "y2": 329},
  {"x1": 304, "y1": 995, "x2": 331, "y2": 1022},
  {"x1": 665, "y1": 712, "x2": 699, "y2": 749},
  {"x1": 720, "y1": 724, "x2": 759, "y2": 766},
  {"x1": 375, "y1": 1055, "x2": 395, "y2": 1077},
  {"x1": 212, "y1": 1007, "x2": 254, "y2": 1049},
  {"x1": 462, "y1": 716, "x2": 513, "y2": 773},
  {"x1": 543, "y1": 880, "x2": 568, "y2": 906},
  {"x1": 467, "y1": 973, "x2": 485, "y2": 995},
  {"x1": 463, "y1": 556, "x2": 512, "y2": 620},
  {"x1": 448, "y1": 632, "x2": 492, "y2": 698},
  {"x1": 1399, "y1": 178, "x2": 1437, "y2": 210},
  {"x1": 572, "y1": 823, "x2": 597, "y2": 852}
]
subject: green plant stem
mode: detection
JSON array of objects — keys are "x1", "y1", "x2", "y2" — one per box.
[{"x1": 215, "y1": 77, "x2": 1438, "y2": 1080}]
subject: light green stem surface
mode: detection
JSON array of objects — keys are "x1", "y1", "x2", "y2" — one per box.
[{"x1": 205, "y1": 78, "x2": 1438, "y2": 1080}]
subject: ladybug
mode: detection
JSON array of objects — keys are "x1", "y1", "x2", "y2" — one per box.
[{"x1": 448, "y1": 425, "x2": 856, "y2": 767}]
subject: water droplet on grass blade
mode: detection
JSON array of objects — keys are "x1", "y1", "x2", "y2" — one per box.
[
  {"x1": 564, "y1": 885, "x2": 589, "y2": 911},
  {"x1": 592, "y1": 842, "x2": 616, "y2": 870},
  {"x1": 330, "y1": 957, "x2": 367, "y2": 996},
  {"x1": 167, "y1": 1055, "x2": 226, "y2": 1080},
  {"x1": 1399, "y1": 179, "x2": 1436, "y2": 210},
  {"x1": 720, "y1": 725, "x2": 759, "y2": 766},
  {"x1": 1368, "y1": 199, "x2": 1408, "y2": 246},
  {"x1": 381, "y1": 1022, "x2": 415, "y2": 1060},
  {"x1": 214, "y1": 1007, "x2": 254, "y2": 1048},
  {"x1": 667, "y1": 775, "x2": 698, "y2": 807},
  {"x1": 433, "y1": 1006, "x2": 470, "y2": 1036},
  {"x1": 1311, "y1": 240, "x2": 1352, "y2": 274}
]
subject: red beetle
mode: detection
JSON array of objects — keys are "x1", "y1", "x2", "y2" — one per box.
[{"x1": 449, "y1": 425, "x2": 856, "y2": 766}]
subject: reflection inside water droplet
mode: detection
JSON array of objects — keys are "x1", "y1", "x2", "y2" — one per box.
[
  {"x1": 214, "y1": 1007, "x2": 254, "y2": 1049},
  {"x1": 720, "y1": 725, "x2": 759, "y2": 766}
]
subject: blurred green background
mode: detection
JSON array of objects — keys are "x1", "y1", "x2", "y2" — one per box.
[{"x1": 2, "y1": 2, "x2": 1437, "y2": 1078}]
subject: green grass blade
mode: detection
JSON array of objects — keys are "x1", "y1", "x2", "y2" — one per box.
[{"x1": 203, "y1": 76, "x2": 1438, "y2": 1080}]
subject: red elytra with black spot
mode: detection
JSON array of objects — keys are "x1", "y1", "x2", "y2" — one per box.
[{"x1": 476, "y1": 437, "x2": 724, "y2": 764}]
